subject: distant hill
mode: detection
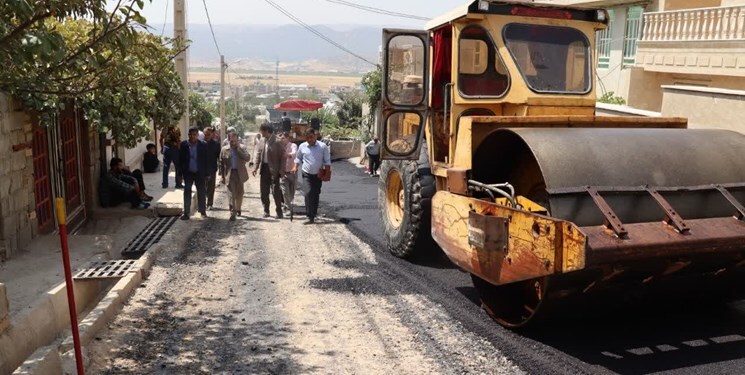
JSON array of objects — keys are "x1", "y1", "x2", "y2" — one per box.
[{"x1": 153, "y1": 24, "x2": 383, "y2": 73}]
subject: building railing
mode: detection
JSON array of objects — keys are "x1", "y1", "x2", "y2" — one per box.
[{"x1": 641, "y1": 5, "x2": 745, "y2": 41}]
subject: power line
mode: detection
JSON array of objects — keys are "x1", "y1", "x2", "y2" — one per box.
[
  {"x1": 160, "y1": 0, "x2": 169, "y2": 36},
  {"x1": 263, "y1": 0, "x2": 378, "y2": 67},
  {"x1": 201, "y1": 0, "x2": 222, "y2": 56},
  {"x1": 325, "y1": 0, "x2": 430, "y2": 21}
]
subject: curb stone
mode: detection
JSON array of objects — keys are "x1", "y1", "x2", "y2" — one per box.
[{"x1": 13, "y1": 219, "x2": 186, "y2": 375}]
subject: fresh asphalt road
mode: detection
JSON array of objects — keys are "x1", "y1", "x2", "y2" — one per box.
[{"x1": 321, "y1": 159, "x2": 745, "y2": 375}]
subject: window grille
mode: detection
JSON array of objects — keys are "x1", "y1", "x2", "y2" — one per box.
[
  {"x1": 596, "y1": 9, "x2": 614, "y2": 69},
  {"x1": 623, "y1": 7, "x2": 643, "y2": 65}
]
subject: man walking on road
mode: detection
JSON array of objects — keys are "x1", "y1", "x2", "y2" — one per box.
[
  {"x1": 223, "y1": 126, "x2": 237, "y2": 147},
  {"x1": 291, "y1": 128, "x2": 331, "y2": 224},
  {"x1": 365, "y1": 136, "x2": 382, "y2": 177},
  {"x1": 279, "y1": 132, "x2": 298, "y2": 216},
  {"x1": 179, "y1": 127, "x2": 208, "y2": 220},
  {"x1": 221, "y1": 132, "x2": 251, "y2": 221},
  {"x1": 160, "y1": 125, "x2": 183, "y2": 189},
  {"x1": 253, "y1": 123, "x2": 286, "y2": 218},
  {"x1": 204, "y1": 127, "x2": 222, "y2": 210}
]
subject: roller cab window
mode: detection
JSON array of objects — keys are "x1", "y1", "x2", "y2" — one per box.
[
  {"x1": 503, "y1": 24, "x2": 591, "y2": 94},
  {"x1": 458, "y1": 25, "x2": 510, "y2": 98},
  {"x1": 381, "y1": 29, "x2": 429, "y2": 160}
]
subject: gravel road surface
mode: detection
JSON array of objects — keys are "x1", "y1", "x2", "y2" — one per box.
[{"x1": 88, "y1": 159, "x2": 745, "y2": 375}]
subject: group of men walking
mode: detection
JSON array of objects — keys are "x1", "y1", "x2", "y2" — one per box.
[
  {"x1": 249, "y1": 123, "x2": 330, "y2": 224},
  {"x1": 159, "y1": 126, "x2": 220, "y2": 219},
  {"x1": 161, "y1": 123, "x2": 330, "y2": 224}
]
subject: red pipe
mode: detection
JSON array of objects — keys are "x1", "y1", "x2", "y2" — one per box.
[{"x1": 56, "y1": 198, "x2": 85, "y2": 375}]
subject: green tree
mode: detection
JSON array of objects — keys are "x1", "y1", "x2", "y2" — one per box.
[
  {"x1": 303, "y1": 107, "x2": 338, "y2": 128},
  {"x1": 189, "y1": 92, "x2": 215, "y2": 129},
  {"x1": 360, "y1": 66, "x2": 381, "y2": 137},
  {"x1": 336, "y1": 92, "x2": 363, "y2": 129},
  {"x1": 1, "y1": 1, "x2": 150, "y2": 102},
  {"x1": 361, "y1": 66, "x2": 382, "y2": 114},
  {"x1": 217, "y1": 95, "x2": 263, "y2": 135},
  {"x1": 74, "y1": 24, "x2": 186, "y2": 147},
  {"x1": 0, "y1": 1, "x2": 188, "y2": 148}
]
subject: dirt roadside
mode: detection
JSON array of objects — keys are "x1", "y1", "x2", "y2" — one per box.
[{"x1": 87, "y1": 171, "x2": 523, "y2": 374}]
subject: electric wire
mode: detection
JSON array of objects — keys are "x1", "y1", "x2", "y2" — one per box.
[
  {"x1": 324, "y1": 0, "x2": 430, "y2": 21},
  {"x1": 263, "y1": 0, "x2": 378, "y2": 67},
  {"x1": 160, "y1": 0, "x2": 169, "y2": 36},
  {"x1": 202, "y1": 0, "x2": 223, "y2": 56}
]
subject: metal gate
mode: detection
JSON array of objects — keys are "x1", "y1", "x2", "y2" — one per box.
[
  {"x1": 60, "y1": 110, "x2": 82, "y2": 211},
  {"x1": 32, "y1": 123, "x2": 54, "y2": 234},
  {"x1": 47, "y1": 106, "x2": 87, "y2": 230}
]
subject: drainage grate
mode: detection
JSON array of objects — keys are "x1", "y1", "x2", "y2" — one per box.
[
  {"x1": 121, "y1": 216, "x2": 178, "y2": 259},
  {"x1": 74, "y1": 259, "x2": 137, "y2": 280}
]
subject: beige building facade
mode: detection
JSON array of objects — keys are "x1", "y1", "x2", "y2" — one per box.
[{"x1": 550, "y1": 0, "x2": 745, "y2": 131}]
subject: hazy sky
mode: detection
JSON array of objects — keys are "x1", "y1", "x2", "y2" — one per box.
[{"x1": 129, "y1": 0, "x2": 467, "y2": 28}]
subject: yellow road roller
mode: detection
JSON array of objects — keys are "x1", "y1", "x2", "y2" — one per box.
[{"x1": 377, "y1": 0, "x2": 745, "y2": 328}]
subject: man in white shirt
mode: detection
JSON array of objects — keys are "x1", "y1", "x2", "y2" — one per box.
[
  {"x1": 291, "y1": 128, "x2": 330, "y2": 224},
  {"x1": 279, "y1": 132, "x2": 298, "y2": 216},
  {"x1": 364, "y1": 136, "x2": 382, "y2": 177}
]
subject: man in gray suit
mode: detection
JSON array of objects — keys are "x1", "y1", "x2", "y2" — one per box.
[
  {"x1": 252, "y1": 123, "x2": 286, "y2": 218},
  {"x1": 221, "y1": 132, "x2": 251, "y2": 221}
]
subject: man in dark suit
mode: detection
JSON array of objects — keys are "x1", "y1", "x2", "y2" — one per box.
[
  {"x1": 179, "y1": 127, "x2": 208, "y2": 220},
  {"x1": 203, "y1": 127, "x2": 222, "y2": 210},
  {"x1": 252, "y1": 122, "x2": 286, "y2": 218}
]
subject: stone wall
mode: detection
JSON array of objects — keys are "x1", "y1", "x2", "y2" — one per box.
[
  {"x1": 661, "y1": 85, "x2": 745, "y2": 134},
  {"x1": 329, "y1": 140, "x2": 362, "y2": 161},
  {"x1": 0, "y1": 94, "x2": 36, "y2": 261},
  {"x1": 0, "y1": 283, "x2": 8, "y2": 333}
]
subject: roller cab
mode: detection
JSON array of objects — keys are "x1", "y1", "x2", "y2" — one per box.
[{"x1": 376, "y1": 1, "x2": 745, "y2": 328}]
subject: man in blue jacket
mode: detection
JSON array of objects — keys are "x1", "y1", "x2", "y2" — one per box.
[{"x1": 179, "y1": 127, "x2": 208, "y2": 219}]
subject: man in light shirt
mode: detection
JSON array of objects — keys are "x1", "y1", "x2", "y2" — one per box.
[
  {"x1": 364, "y1": 136, "x2": 382, "y2": 177},
  {"x1": 279, "y1": 132, "x2": 298, "y2": 216},
  {"x1": 291, "y1": 128, "x2": 331, "y2": 224}
]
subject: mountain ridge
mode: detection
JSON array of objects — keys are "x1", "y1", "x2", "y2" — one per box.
[{"x1": 152, "y1": 23, "x2": 386, "y2": 72}]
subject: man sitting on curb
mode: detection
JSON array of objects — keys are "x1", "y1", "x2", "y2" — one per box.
[
  {"x1": 143, "y1": 143, "x2": 160, "y2": 173},
  {"x1": 104, "y1": 158, "x2": 151, "y2": 209}
]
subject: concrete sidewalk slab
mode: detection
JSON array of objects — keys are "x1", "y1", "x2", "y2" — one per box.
[
  {"x1": 0, "y1": 235, "x2": 115, "y2": 318},
  {"x1": 11, "y1": 344, "x2": 61, "y2": 375},
  {"x1": 13, "y1": 218, "x2": 185, "y2": 375},
  {"x1": 1, "y1": 214, "x2": 153, "y2": 374}
]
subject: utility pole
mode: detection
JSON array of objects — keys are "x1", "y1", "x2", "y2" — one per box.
[
  {"x1": 174, "y1": 0, "x2": 189, "y2": 136},
  {"x1": 275, "y1": 60, "x2": 280, "y2": 99},
  {"x1": 220, "y1": 54, "x2": 226, "y2": 141}
]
